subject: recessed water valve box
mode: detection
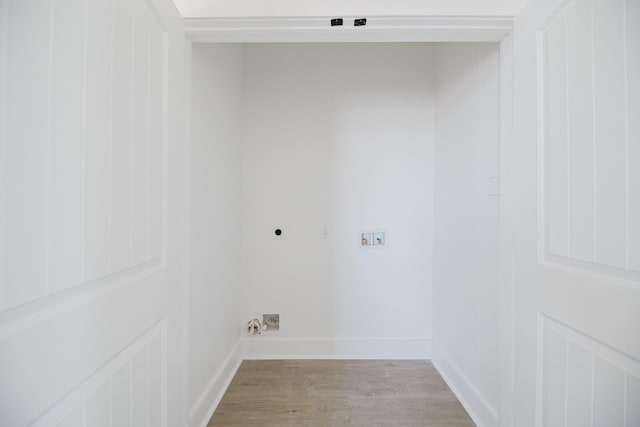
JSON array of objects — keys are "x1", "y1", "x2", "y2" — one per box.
[
  {"x1": 262, "y1": 314, "x2": 280, "y2": 331},
  {"x1": 361, "y1": 230, "x2": 387, "y2": 248}
]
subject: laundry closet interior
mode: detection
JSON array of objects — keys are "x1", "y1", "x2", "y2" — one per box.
[{"x1": 188, "y1": 37, "x2": 506, "y2": 425}]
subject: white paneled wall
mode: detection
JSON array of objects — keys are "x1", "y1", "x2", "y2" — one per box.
[
  {"x1": 543, "y1": 0, "x2": 640, "y2": 274},
  {"x1": 0, "y1": 0, "x2": 184, "y2": 425},
  {"x1": 0, "y1": 0, "x2": 165, "y2": 312},
  {"x1": 539, "y1": 317, "x2": 640, "y2": 427},
  {"x1": 3, "y1": 0, "x2": 50, "y2": 307},
  {"x1": 538, "y1": 1, "x2": 640, "y2": 424},
  {"x1": 28, "y1": 322, "x2": 165, "y2": 427}
]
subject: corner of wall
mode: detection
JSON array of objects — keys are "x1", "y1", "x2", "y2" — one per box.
[
  {"x1": 432, "y1": 342, "x2": 499, "y2": 427},
  {"x1": 189, "y1": 341, "x2": 242, "y2": 427},
  {"x1": 188, "y1": 43, "x2": 245, "y2": 427}
]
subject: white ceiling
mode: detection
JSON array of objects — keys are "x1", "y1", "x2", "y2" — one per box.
[{"x1": 172, "y1": 0, "x2": 527, "y2": 18}]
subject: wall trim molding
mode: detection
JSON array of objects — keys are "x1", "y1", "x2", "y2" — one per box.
[
  {"x1": 184, "y1": 16, "x2": 513, "y2": 43},
  {"x1": 432, "y1": 342, "x2": 499, "y2": 427},
  {"x1": 241, "y1": 337, "x2": 432, "y2": 360},
  {"x1": 190, "y1": 342, "x2": 242, "y2": 427},
  {"x1": 0, "y1": 260, "x2": 162, "y2": 340}
]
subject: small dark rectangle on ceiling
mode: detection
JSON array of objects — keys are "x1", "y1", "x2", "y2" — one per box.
[
  {"x1": 331, "y1": 18, "x2": 343, "y2": 26},
  {"x1": 354, "y1": 18, "x2": 367, "y2": 27}
]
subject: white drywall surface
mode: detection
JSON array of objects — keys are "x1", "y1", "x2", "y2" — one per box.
[
  {"x1": 432, "y1": 43, "x2": 502, "y2": 426},
  {"x1": 240, "y1": 44, "x2": 435, "y2": 358},
  {"x1": 189, "y1": 44, "x2": 243, "y2": 424},
  {"x1": 189, "y1": 43, "x2": 502, "y2": 419}
]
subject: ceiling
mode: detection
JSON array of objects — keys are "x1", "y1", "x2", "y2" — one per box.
[{"x1": 172, "y1": 0, "x2": 526, "y2": 18}]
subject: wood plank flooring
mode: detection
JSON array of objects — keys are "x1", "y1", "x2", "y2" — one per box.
[{"x1": 208, "y1": 360, "x2": 475, "y2": 427}]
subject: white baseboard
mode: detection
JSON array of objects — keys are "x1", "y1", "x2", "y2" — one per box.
[
  {"x1": 431, "y1": 342, "x2": 499, "y2": 427},
  {"x1": 241, "y1": 337, "x2": 432, "y2": 360},
  {"x1": 189, "y1": 342, "x2": 242, "y2": 427}
]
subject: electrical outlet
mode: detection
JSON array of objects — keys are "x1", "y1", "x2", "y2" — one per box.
[{"x1": 262, "y1": 313, "x2": 280, "y2": 331}]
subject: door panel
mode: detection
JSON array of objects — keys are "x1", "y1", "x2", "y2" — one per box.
[
  {"x1": 513, "y1": 0, "x2": 640, "y2": 425},
  {"x1": 28, "y1": 323, "x2": 164, "y2": 427},
  {"x1": 0, "y1": 0, "x2": 186, "y2": 425},
  {"x1": 538, "y1": 316, "x2": 640, "y2": 427},
  {"x1": 541, "y1": 0, "x2": 640, "y2": 276},
  {"x1": 2, "y1": 0, "x2": 50, "y2": 308}
]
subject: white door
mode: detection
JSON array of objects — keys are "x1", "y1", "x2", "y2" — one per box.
[
  {"x1": 0, "y1": 0, "x2": 188, "y2": 426},
  {"x1": 513, "y1": 0, "x2": 640, "y2": 425}
]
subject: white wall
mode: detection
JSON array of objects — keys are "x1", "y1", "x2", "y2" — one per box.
[
  {"x1": 188, "y1": 41, "x2": 503, "y2": 421},
  {"x1": 240, "y1": 44, "x2": 434, "y2": 358},
  {"x1": 0, "y1": 0, "x2": 188, "y2": 425},
  {"x1": 173, "y1": 0, "x2": 527, "y2": 18},
  {"x1": 432, "y1": 43, "x2": 501, "y2": 427},
  {"x1": 511, "y1": 0, "x2": 640, "y2": 425},
  {"x1": 189, "y1": 43, "x2": 243, "y2": 427}
]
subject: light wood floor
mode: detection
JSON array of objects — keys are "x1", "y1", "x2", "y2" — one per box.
[{"x1": 208, "y1": 360, "x2": 475, "y2": 427}]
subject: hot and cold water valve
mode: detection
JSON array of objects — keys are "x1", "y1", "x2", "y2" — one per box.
[{"x1": 361, "y1": 231, "x2": 386, "y2": 247}]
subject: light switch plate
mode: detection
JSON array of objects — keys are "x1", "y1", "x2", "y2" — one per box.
[
  {"x1": 488, "y1": 176, "x2": 500, "y2": 196},
  {"x1": 320, "y1": 224, "x2": 329, "y2": 239}
]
